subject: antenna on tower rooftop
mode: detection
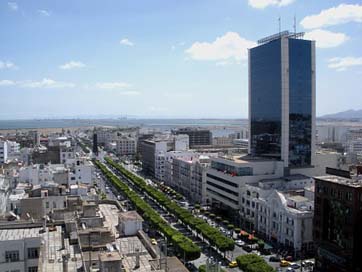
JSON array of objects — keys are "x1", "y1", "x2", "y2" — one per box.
[
  {"x1": 293, "y1": 15, "x2": 297, "y2": 34},
  {"x1": 278, "y1": 16, "x2": 281, "y2": 34}
]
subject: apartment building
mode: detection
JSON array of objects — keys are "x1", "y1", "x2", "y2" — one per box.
[
  {"x1": 116, "y1": 136, "x2": 137, "y2": 156},
  {"x1": 67, "y1": 158, "x2": 93, "y2": 185},
  {"x1": 0, "y1": 140, "x2": 8, "y2": 164},
  {"x1": 170, "y1": 154, "x2": 211, "y2": 204},
  {"x1": 0, "y1": 228, "x2": 41, "y2": 272},
  {"x1": 140, "y1": 134, "x2": 189, "y2": 178},
  {"x1": 313, "y1": 175, "x2": 362, "y2": 272},
  {"x1": 239, "y1": 175, "x2": 314, "y2": 255}
]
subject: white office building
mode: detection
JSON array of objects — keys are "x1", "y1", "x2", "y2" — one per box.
[{"x1": 206, "y1": 155, "x2": 285, "y2": 211}]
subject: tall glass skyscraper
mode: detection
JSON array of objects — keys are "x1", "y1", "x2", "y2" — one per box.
[{"x1": 248, "y1": 31, "x2": 316, "y2": 168}]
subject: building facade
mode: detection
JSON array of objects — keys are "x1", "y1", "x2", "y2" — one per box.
[
  {"x1": 167, "y1": 154, "x2": 211, "y2": 204},
  {"x1": 174, "y1": 128, "x2": 212, "y2": 148},
  {"x1": 0, "y1": 140, "x2": 8, "y2": 164},
  {"x1": 249, "y1": 31, "x2": 316, "y2": 168},
  {"x1": 0, "y1": 228, "x2": 41, "y2": 272},
  {"x1": 205, "y1": 156, "x2": 284, "y2": 220},
  {"x1": 239, "y1": 176, "x2": 314, "y2": 255},
  {"x1": 116, "y1": 137, "x2": 137, "y2": 156},
  {"x1": 313, "y1": 175, "x2": 362, "y2": 272}
]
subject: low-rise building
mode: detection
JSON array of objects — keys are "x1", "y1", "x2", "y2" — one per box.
[{"x1": 118, "y1": 211, "x2": 143, "y2": 236}]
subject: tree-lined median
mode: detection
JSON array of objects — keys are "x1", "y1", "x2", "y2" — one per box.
[
  {"x1": 94, "y1": 159, "x2": 201, "y2": 261},
  {"x1": 105, "y1": 157, "x2": 235, "y2": 253}
]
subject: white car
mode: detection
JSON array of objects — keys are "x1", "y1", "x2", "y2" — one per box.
[
  {"x1": 235, "y1": 240, "x2": 245, "y2": 246},
  {"x1": 290, "y1": 263, "x2": 301, "y2": 269}
]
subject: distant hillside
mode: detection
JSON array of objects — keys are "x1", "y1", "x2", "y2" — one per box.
[{"x1": 320, "y1": 109, "x2": 362, "y2": 119}]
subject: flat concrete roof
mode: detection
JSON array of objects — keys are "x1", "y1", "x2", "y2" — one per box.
[
  {"x1": 99, "y1": 251, "x2": 122, "y2": 262},
  {"x1": 119, "y1": 211, "x2": 143, "y2": 222},
  {"x1": 0, "y1": 227, "x2": 42, "y2": 241},
  {"x1": 315, "y1": 175, "x2": 362, "y2": 188},
  {"x1": 288, "y1": 195, "x2": 309, "y2": 203}
]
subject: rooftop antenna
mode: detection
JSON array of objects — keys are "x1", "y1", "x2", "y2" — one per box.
[
  {"x1": 278, "y1": 16, "x2": 281, "y2": 34},
  {"x1": 293, "y1": 15, "x2": 297, "y2": 35}
]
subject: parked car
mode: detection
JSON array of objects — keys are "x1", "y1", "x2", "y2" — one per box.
[
  {"x1": 269, "y1": 256, "x2": 281, "y2": 262},
  {"x1": 150, "y1": 238, "x2": 157, "y2": 245},
  {"x1": 286, "y1": 268, "x2": 295, "y2": 272}
]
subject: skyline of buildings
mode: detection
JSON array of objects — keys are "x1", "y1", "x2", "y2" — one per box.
[{"x1": 0, "y1": 11, "x2": 361, "y2": 270}]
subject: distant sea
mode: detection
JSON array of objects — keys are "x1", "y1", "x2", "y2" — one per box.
[{"x1": 0, "y1": 118, "x2": 246, "y2": 133}]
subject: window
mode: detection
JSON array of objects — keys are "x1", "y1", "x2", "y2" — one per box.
[
  {"x1": 45, "y1": 202, "x2": 49, "y2": 209},
  {"x1": 28, "y1": 267, "x2": 38, "y2": 272},
  {"x1": 28, "y1": 248, "x2": 39, "y2": 259},
  {"x1": 5, "y1": 250, "x2": 19, "y2": 262}
]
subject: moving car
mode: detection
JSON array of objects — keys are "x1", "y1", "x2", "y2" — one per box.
[
  {"x1": 269, "y1": 256, "x2": 281, "y2": 262},
  {"x1": 242, "y1": 244, "x2": 253, "y2": 252},
  {"x1": 280, "y1": 260, "x2": 290, "y2": 267},
  {"x1": 235, "y1": 240, "x2": 245, "y2": 247},
  {"x1": 302, "y1": 260, "x2": 315, "y2": 267},
  {"x1": 290, "y1": 263, "x2": 301, "y2": 269},
  {"x1": 228, "y1": 261, "x2": 238, "y2": 268}
]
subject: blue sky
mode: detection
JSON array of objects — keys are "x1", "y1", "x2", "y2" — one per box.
[{"x1": 0, "y1": 0, "x2": 361, "y2": 119}]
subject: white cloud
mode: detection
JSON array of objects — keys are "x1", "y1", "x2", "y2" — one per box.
[
  {"x1": 328, "y1": 57, "x2": 362, "y2": 71},
  {"x1": 8, "y1": 2, "x2": 18, "y2": 11},
  {"x1": 248, "y1": 0, "x2": 294, "y2": 9},
  {"x1": 0, "y1": 61, "x2": 17, "y2": 70},
  {"x1": 21, "y1": 78, "x2": 75, "y2": 89},
  {"x1": 119, "y1": 91, "x2": 140, "y2": 96},
  {"x1": 304, "y1": 29, "x2": 349, "y2": 48},
  {"x1": 120, "y1": 38, "x2": 134, "y2": 46},
  {"x1": 38, "y1": 9, "x2": 51, "y2": 16},
  {"x1": 185, "y1": 32, "x2": 256, "y2": 62},
  {"x1": 163, "y1": 92, "x2": 192, "y2": 98},
  {"x1": 95, "y1": 82, "x2": 132, "y2": 90},
  {"x1": 301, "y1": 4, "x2": 362, "y2": 29},
  {"x1": 59, "y1": 61, "x2": 86, "y2": 70},
  {"x1": 0, "y1": 80, "x2": 15, "y2": 86},
  {"x1": 216, "y1": 61, "x2": 232, "y2": 66}
]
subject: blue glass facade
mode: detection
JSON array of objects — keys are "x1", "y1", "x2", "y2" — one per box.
[
  {"x1": 250, "y1": 39, "x2": 282, "y2": 159},
  {"x1": 288, "y1": 38, "x2": 312, "y2": 167},
  {"x1": 249, "y1": 35, "x2": 313, "y2": 167}
]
